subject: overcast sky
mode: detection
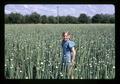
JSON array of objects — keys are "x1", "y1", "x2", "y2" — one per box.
[{"x1": 5, "y1": 4, "x2": 115, "y2": 17}]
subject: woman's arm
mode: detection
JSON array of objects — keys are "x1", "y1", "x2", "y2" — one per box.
[{"x1": 71, "y1": 47, "x2": 76, "y2": 64}]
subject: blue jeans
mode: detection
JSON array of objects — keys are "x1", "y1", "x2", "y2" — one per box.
[{"x1": 61, "y1": 56, "x2": 72, "y2": 72}]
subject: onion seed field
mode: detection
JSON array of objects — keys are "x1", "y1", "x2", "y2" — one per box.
[{"x1": 5, "y1": 24, "x2": 115, "y2": 79}]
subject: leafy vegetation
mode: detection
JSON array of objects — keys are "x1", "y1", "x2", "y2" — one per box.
[{"x1": 5, "y1": 24, "x2": 115, "y2": 79}]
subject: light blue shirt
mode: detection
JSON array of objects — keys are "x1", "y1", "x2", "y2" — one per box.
[{"x1": 62, "y1": 40, "x2": 75, "y2": 63}]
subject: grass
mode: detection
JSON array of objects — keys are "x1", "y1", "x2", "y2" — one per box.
[{"x1": 5, "y1": 24, "x2": 115, "y2": 79}]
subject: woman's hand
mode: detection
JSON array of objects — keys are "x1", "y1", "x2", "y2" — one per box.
[
  {"x1": 72, "y1": 60, "x2": 75, "y2": 66},
  {"x1": 71, "y1": 47, "x2": 76, "y2": 66}
]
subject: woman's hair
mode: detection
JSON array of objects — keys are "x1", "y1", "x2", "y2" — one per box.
[
  {"x1": 62, "y1": 32, "x2": 73, "y2": 40},
  {"x1": 62, "y1": 32, "x2": 71, "y2": 36}
]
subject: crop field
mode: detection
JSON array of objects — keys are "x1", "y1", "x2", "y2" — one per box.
[{"x1": 5, "y1": 24, "x2": 115, "y2": 79}]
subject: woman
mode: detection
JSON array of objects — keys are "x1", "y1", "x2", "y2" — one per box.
[{"x1": 61, "y1": 32, "x2": 76, "y2": 79}]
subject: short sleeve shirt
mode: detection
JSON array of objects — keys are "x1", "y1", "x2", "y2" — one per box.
[{"x1": 62, "y1": 40, "x2": 75, "y2": 57}]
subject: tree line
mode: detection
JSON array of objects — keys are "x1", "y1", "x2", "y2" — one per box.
[{"x1": 5, "y1": 12, "x2": 115, "y2": 24}]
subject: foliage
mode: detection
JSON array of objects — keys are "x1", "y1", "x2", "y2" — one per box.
[
  {"x1": 5, "y1": 24, "x2": 115, "y2": 79},
  {"x1": 5, "y1": 13, "x2": 115, "y2": 24}
]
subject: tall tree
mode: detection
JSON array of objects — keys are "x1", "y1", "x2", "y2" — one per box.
[
  {"x1": 48, "y1": 16, "x2": 57, "y2": 23},
  {"x1": 41, "y1": 15, "x2": 48, "y2": 24},
  {"x1": 109, "y1": 14, "x2": 115, "y2": 23},
  {"x1": 100, "y1": 14, "x2": 111, "y2": 23},
  {"x1": 5, "y1": 14, "x2": 10, "y2": 24},
  {"x1": 59, "y1": 16, "x2": 66, "y2": 24},
  {"x1": 29, "y1": 12, "x2": 40, "y2": 23},
  {"x1": 87, "y1": 16, "x2": 92, "y2": 23},
  {"x1": 24, "y1": 15, "x2": 30, "y2": 23},
  {"x1": 66, "y1": 15, "x2": 72, "y2": 23},
  {"x1": 78, "y1": 13, "x2": 89, "y2": 23},
  {"x1": 65, "y1": 15, "x2": 78, "y2": 24},
  {"x1": 70, "y1": 16, "x2": 78, "y2": 24},
  {"x1": 92, "y1": 14, "x2": 102, "y2": 23},
  {"x1": 8, "y1": 12, "x2": 23, "y2": 23}
]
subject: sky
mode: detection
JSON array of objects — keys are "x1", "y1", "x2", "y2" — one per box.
[{"x1": 5, "y1": 4, "x2": 115, "y2": 17}]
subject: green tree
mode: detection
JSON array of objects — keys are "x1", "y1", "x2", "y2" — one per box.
[
  {"x1": 87, "y1": 16, "x2": 92, "y2": 23},
  {"x1": 41, "y1": 15, "x2": 48, "y2": 24},
  {"x1": 100, "y1": 14, "x2": 111, "y2": 23},
  {"x1": 5, "y1": 14, "x2": 10, "y2": 24},
  {"x1": 8, "y1": 12, "x2": 23, "y2": 23},
  {"x1": 109, "y1": 14, "x2": 115, "y2": 23},
  {"x1": 65, "y1": 15, "x2": 78, "y2": 24},
  {"x1": 29, "y1": 12, "x2": 40, "y2": 23},
  {"x1": 92, "y1": 14, "x2": 102, "y2": 23},
  {"x1": 48, "y1": 16, "x2": 57, "y2": 23},
  {"x1": 24, "y1": 15, "x2": 30, "y2": 23},
  {"x1": 78, "y1": 13, "x2": 89, "y2": 23},
  {"x1": 70, "y1": 16, "x2": 78, "y2": 24},
  {"x1": 65, "y1": 15, "x2": 71, "y2": 23},
  {"x1": 59, "y1": 16, "x2": 66, "y2": 24}
]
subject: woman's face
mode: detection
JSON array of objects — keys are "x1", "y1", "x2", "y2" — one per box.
[{"x1": 63, "y1": 33, "x2": 70, "y2": 41}]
